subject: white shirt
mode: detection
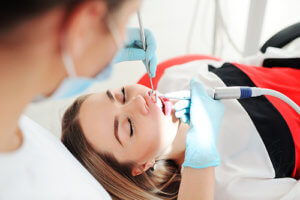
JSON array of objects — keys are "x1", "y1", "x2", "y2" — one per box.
[
  {"x1": 157, "y1": 59, "x2": 300, "y2": 200},
  {"x1": 0, "y1": 115, "x2": 111, "y2": 200}
]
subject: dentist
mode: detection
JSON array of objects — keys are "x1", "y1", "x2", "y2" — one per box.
[{"x1": 0, "y1": 0, "x2": 156, "y2": 199}]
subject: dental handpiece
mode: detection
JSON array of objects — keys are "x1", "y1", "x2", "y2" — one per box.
[
  {"x1": 159, "y1": 87, "x2": 300, "y2": 115},
  {"x1": 161, "y1": 87, "x2": 252, "y2": 100}
]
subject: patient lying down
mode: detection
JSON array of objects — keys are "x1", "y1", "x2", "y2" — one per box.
[
  {"x1": 61, "y1": 59, "x2": 300, "y2": 200},
  {"x1": 61, "y1": 84, "x2": 188, "y2": 199}
]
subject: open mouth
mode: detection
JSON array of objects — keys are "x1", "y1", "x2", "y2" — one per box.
[
  {"x1": 149, "y1": 91, "x2": 172, "y2": 116},
  {"x1": 158, "y1": 96, "x2": 172, "y2": 116},
  {"x1": 157, "y1": 96, "x2": 166, "y2": 115},
  {"x1": 150, "y1": 93, "x2": 165, "y2": 115}
]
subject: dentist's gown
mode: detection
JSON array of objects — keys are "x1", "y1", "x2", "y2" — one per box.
[{"x1": 0, "y1": 115, "x2": 111, "y2": 200}]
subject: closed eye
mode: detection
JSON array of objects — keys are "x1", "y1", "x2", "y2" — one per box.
[{"x1": 128, "y1": 118, "x2": 133, "y2": 137}]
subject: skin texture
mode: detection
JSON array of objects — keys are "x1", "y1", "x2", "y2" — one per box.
[{"x1": 78, "y1": 84, "x2": 185, "y2": 175}]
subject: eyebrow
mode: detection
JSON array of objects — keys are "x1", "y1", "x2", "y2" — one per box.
[
  {"x1": 114, "y1": 116, "x2": 123, "y2": 146},
  {"x1": 106, "y1": 90, "x2": 123, "y2": 146},
  {"x1": 106, "y1": 90, "x2": 115, "y2": 102}
]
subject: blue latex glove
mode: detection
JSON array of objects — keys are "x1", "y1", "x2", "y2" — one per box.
[
  {"x1": 113, "y1": 28, "x2": 157, "y2": 77},
  {"x1": 174, "y1": 79, "x2": 225, "y2": 169}
]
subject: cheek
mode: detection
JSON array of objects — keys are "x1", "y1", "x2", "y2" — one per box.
[
  {"x1": 101, "y1": 34, "x2": 118, "y2": 59},
  {"x1": 131, "y1": 119, "x2": 162, "y2": 161},
  {"x1": 151, "y1": 109, "x2": 178, "y2": 154},
  {"x1": 135, "y1": 112, "x2": 176, "y2": 161},
  {"x1": 77, "y1": 35, "x2": 116, "y2": 76},
  {"x1": 119, "y1": 25, "x2": 127, "y2": 44}
]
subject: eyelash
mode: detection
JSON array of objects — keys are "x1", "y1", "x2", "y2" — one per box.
[
  {"x1": 121, "y1": 87, "x2": 126, "y2": 103},
  {"x1": 128, "y1": 118, "x2": 133, "y2": 137},
  {"x1": 122, "y1": 87, "x2": 133, "y2": 137}
]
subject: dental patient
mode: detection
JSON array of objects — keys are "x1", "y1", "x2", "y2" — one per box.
[
  {"x1": 61, "y1": 57, "x2": 300, "y2": 200},
  {"x1": 62, "y1": 84, "x2": 186, "y2": 199}
]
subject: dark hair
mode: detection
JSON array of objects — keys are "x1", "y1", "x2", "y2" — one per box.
[
  {"x1": 61, "y1": 94, "x2": 181, "y2": 200},
  {"x1": 0, "y1": 0, "x2": 127, "y2": 34}
]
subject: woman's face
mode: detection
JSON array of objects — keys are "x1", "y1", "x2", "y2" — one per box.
[{"x1": 79, "y1": 84, "x2": 179, "y2": 166}]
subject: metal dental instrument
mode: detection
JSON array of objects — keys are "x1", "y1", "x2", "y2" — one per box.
[{"x1": 137, "y1": 11, "x2": 155, "y2": 97}]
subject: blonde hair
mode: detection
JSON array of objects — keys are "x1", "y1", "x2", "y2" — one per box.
[{"x1": 61, "y1": 95, "x2": 181, "y2": 200}]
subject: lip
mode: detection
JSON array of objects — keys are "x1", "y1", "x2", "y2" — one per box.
[
  {"x1": 143, "y1": 92, "x2": 165, "y2": 115},
  {"x1": 146, "y1": 91, "x2": 173, "y2": 117},
  {"x1": 142, "y1": 94, "x2": 152, "y2": 111},
  {"x1": 158, "y1": 97, "x2": 166, "y2": 115}
]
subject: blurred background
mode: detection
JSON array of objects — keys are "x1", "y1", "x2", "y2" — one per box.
[{"x1": 25, "y1": 0, "x2": 300, "y2": 137}]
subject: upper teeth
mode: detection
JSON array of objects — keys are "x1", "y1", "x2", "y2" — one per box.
[{"x1": 156, "y1": 97, "x2": 163, "y2": 109}]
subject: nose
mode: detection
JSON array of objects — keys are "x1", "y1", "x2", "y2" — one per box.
[{"x1": 124, "y1": 95, "x2": 149, "y2": 116}]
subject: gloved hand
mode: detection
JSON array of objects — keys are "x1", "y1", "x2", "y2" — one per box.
[
  {"x1": 174, "y1": 79, "x2": 225, "y2": 169},
  {"x1": 113, "y1": 28, "x2": 157, "y2": 77}
]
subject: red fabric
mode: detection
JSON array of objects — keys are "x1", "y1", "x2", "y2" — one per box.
[
  {"x1": 233, "y1": 63, "x2": 300, "y2": 179},
  {"x1": 137, "y1": 54, "x2": 220, "y2": 88}
]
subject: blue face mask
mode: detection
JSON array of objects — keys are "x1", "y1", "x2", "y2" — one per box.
[
  {"x1": 48, "y1": 63, "x2": 114, "y2": 99},
  {"x1": 34, "y1": 18, "x2": 123, "y2": 102}
]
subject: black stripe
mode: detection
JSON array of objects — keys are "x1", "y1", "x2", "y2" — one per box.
[
  {"x1": 262, "y1": 58, "x2": 300, "y2": 69},
  {"x1": 209, "y1": 63, "x2": 295, "y2": 178}
]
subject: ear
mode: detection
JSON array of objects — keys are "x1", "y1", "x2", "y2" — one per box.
[
  {"x1": 131, "y1": 159, "x2": 156, "y2": 176},
  {"x1": 62, "y1": 0, "x2": 108, "y2": 57}
]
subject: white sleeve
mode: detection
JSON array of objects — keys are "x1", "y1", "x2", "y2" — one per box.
[{"x1": 217, "y1": 177, "x2": 300, "y2": 200}]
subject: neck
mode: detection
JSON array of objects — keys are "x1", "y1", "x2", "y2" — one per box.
[
  {"x1": 165, "y1": 122, "x2": 189, "y2": 166},
  {"x1": 0, "y1": 32, "x2": 64, "y2": 153},
  {"x1": 0, "y1": 48, "x2": 41, "y2": 152},
  {"x1": 0, "y1": 9, "x2": 66, "y2": 153}
]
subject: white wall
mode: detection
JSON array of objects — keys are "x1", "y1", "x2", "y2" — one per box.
[{"x1": 25, "y1": 0, "x2": 300, "y2": 137}]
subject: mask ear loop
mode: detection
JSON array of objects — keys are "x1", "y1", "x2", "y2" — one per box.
[{"x1": 61, "y1": 35, "x2": 77, "y2": 77}]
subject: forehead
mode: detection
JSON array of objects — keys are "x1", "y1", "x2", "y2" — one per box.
[{"x1": 78, "y1": 92, "x2": 115, "y2": 153}]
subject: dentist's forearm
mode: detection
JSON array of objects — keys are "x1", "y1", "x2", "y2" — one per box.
[{"x1": 178, "y1": 167, "x2": 215, "y2": 200}]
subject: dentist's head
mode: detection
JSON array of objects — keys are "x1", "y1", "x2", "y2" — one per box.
[
  {"x1": 0, "y1": 0, "x2": 141, "y2": 100},
  {"x1": 0, "y1": 0, "x2": 141, "y2": 152}
]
